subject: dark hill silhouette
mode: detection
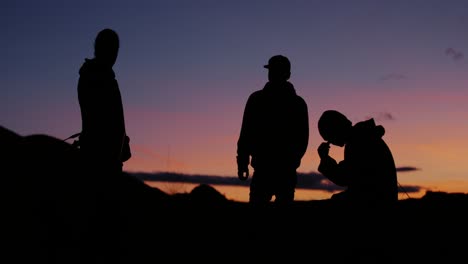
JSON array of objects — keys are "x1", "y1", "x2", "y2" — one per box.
[{"x1": 2, "y1": 125, "x2": 467, "y2": 263}]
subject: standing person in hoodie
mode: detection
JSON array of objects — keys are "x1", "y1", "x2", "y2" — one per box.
[
  {"x1": 237, "y1": 55, "x2": 309, "y2": 207},
  {"x1": 78, "y1": 28, "x2": 130, "y2": 178},
  {"x1": 316, "y1": 110, "x2": 398, "y2": 209}
]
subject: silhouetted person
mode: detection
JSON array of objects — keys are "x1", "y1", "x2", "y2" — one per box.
[
  {"x1": 317, "y1": 110, "x2": 398, "y2": 209},
  {"x1": 77, "y1": 28, "x2": 130, "y2": 262},
  {"x1": 78, "y1": 28, "x2": 130, "y2": 177},
  {"x1": 237, "y1": 55, "x2": 309, "y2": 207}
]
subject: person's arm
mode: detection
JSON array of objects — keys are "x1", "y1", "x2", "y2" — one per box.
[
  {"x1": 296, "y1": 98, "x2": 309, "y2": 161},
  {"x1": 317, "y1": 142, "x2": 349, "y2": 187},
  {"x1": 237, "y1": 94, "x2": 255, "y2": 180}
]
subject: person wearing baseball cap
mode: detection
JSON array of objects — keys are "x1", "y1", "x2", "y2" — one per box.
[
  {"x1": 236, "y1": 55, "x2": 309, "y2": 207},
  {"x1": 264, "y1": 54, "x2": 290, "y2": 70}
]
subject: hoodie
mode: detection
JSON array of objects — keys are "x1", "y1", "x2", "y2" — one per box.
[
  {"x1": 237, "y1": 81, "x2": 309, "y2": 170},
  {"x1": 319, "y1": 118, "x2": 398, "y2": 206},
  {"x1": 77, "y1": 58, "x2": 126, "y2": 166}
]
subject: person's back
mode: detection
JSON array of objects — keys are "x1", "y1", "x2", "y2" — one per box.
[
  {"x1": 244, "y1": 81, "x2": 308, "y2": 170},
  {"x1": 237, "y1": 55, "x2": 309, "y2": 205},
  {"x1": 344, "y1": 118, "x2": 398, "y2": 207}
]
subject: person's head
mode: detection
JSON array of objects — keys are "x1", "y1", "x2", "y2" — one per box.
[
  {"x1": 264, "y1": 55, "x2": 291, "y2": 82},
  {"x1": 94, "y1": 28, "x2": 119, "y2": 67},
  {"x1": 318, "y1": 110, "x2": 352, "y2": 147}
]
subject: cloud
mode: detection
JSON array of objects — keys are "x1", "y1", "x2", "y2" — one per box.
[
  {"x1": 396, "y1": 167, "x2": 422, "y2": 196},
  {"x1": 129, "y1": 171, "x2": 344, "y2": 192},
  {"x1": 398, "y1": 184, "x2": 421, "y2": 193},
  {"x1": 131, "y1": 171, "x2": 250, "y2": 187},
  {"x1": 379, "y1": 73, "x2": 407, "y2": 81},
  {"x1": 396, "y1": 166, "x2": 420, "y2": 172},
  {"x1": 445, "y1": 48, "x2": 464, "y2": 61},
  {"x1": 297, "y1": 172, "x2": 345, "y2": 192},
  {"x1": 366, "y1": 112, "x2": 395, "y2": 122},
  {"x1": 128, "y1": 171, "x2": 423, "y2": 194}
]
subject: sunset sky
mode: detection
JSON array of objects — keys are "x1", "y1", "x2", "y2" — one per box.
[{"x1": 2, "y1": 0, "x2": 468, "y2": 202}]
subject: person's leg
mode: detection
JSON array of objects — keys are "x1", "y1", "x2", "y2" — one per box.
[
  {"x1": 249, "y1": 171, "x2": 273, "y2": 206},
  {"x1": 273, "y1": 169, "x2": 296, "y2": 205}
]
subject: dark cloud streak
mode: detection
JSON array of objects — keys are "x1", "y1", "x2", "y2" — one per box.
[
  {"x1": 445, "y1": 48, "x2": 464, "y2": 61},
  {"x1": 366, "y1": 112, "x2": 395, "y2": 122},
  {"x1": 129, "y1": 171, "x2": 343, "y2": 191},
  {"x1": 397, "y1": 166, "x2": 420, "y2": 172},
  {"x1": 129, "y1": 171, "x2": 422, "y2": 194},
  {"x1": 398, "y1": 184, "x2": 421, "y2": 193}
]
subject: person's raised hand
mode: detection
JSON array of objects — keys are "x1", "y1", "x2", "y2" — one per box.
[{"x1": 317, "y1": 142, "x2": 330, "y2": 159}]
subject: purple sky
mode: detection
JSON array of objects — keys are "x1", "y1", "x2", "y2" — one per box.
[{"x1": 2, "y1": 0, "x2": 468, "y2": 200}]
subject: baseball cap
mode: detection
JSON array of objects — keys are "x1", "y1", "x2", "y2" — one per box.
[{"x1": 263, "y1": 55, "x2": 291, "y2": 71}]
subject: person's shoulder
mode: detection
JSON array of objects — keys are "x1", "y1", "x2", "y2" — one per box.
[
  {"x1": 295, "y1": 94, "x2": 306, "y2": 101},
  {"x1": 294, "y1": 94, "x2": 308, "y2": 106},
  {"x1": 252, "y1": 89, "x2": 264, "y2": 95},
  {"x1": 248, "y1": 89, "x2": 264, "y2": 100},
  {"x1": 78, "y1": 58, "x2": 96, "y2": 76}
]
